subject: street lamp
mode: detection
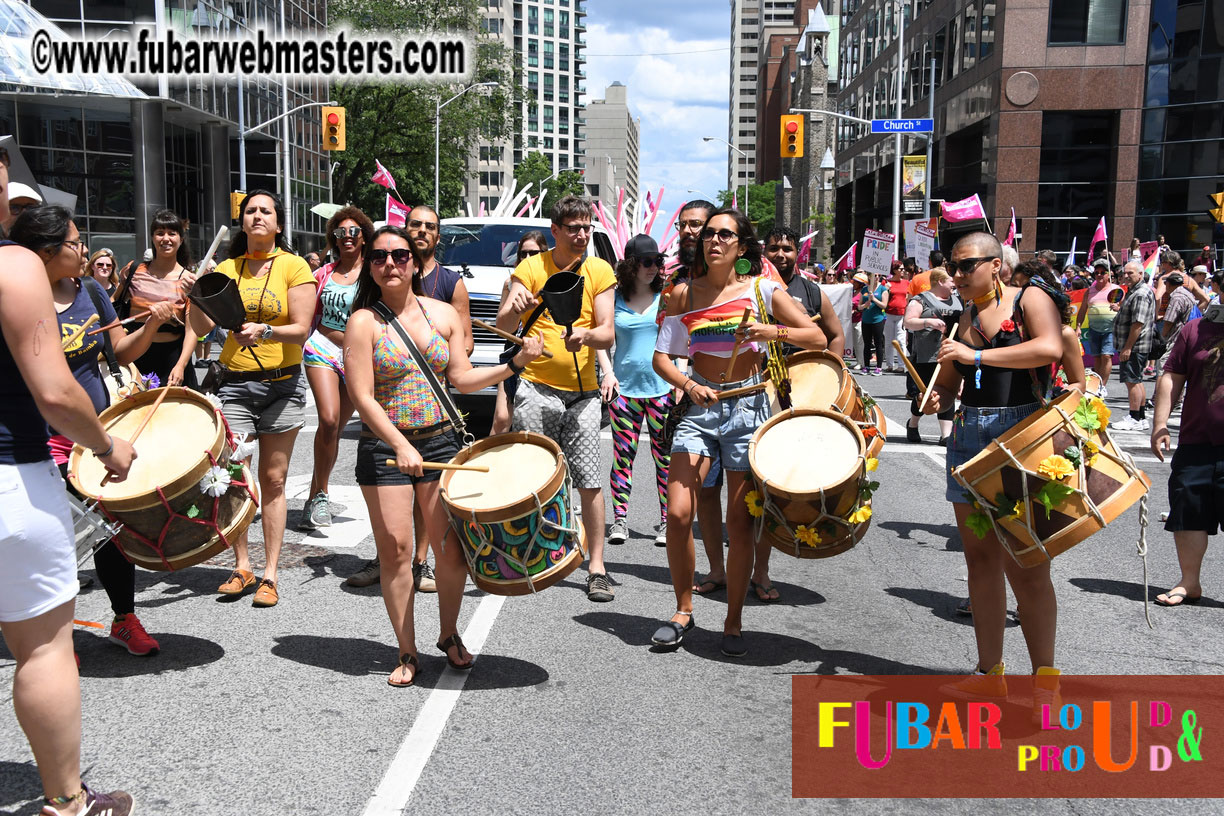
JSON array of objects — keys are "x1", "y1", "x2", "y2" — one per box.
[
  {"x1": 702, "y1": 136, "x2": 749, "y2": 217},
  {"x1": 435, "y1": 81, "x2": 499, "y2": 212}
]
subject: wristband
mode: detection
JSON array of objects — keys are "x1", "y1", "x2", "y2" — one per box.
[
  {"x1": 974, "y1": 350, "x2": 983, "y2": 390},
  {"x1": 682, "y1": 379, "x2": 695, "y2": 394},
  {"x1": 92, "y1": 434, "x2": 114, "y2": 458},
  {"x1": 507, "y1": 357, "x2": 525, "y2": 375},
  {"x1": 776, "y1": 325, "x2": 788, "y2": 341}
]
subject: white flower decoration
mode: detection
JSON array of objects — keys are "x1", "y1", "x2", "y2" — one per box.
[
  {"x1": 199, "y1": 465, "x2": 232, "y2": 498},
  {"x1": 231, "y1": 433, "x2": 257, "y2": 462},
  {"x1": 204, "y1": 393, "x2": 224, "y2": 410}
]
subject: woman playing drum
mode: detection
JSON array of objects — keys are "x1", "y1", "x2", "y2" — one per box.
[
  {"x1": 344, "y1": 226, "x2": 542, "y2": 686},
  {"x1": 922, "y1": 231, "x2": 1065, "y2": 713},
  {"x1": 650, "y1": 209, "x2": 824, "y2": 657}
]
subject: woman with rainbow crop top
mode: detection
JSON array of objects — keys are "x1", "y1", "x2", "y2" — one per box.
[
  {"x1": 650, "y1": 208, "x2": 825, "y2": 658},
  {"x1": 344, "y1": 226, "x2": 542, "y2": 687}
]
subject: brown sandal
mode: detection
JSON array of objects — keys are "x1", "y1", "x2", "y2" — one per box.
[
  {"x1": 436, "y1": 633, "x2": 473, "y2": 671},
  {"x1": 388, "y1": 652, "x2": 418, "y2": 687},
  {"x1": 252, "y1": 578, "x2": 279, "y2": 607},
  {"x1": 218, "y1": 569, "x2": 255, "y2": 595}
]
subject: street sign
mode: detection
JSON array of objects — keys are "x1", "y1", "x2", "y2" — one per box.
[{"x1": 871, "y1": 118, "x2": 934, "y2": 133}]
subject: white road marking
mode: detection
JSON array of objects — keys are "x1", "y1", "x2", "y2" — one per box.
[
  {"x1": 361, "y1": 593, "x2": 506, "y2": 816},
  {"x1": 286, "y1": 475, "x2": 371, "y2": 548}
]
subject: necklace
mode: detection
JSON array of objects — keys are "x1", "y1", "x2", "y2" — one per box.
[{"x1": 972, "y1": 281, "x2": 1001, "y2": 309}]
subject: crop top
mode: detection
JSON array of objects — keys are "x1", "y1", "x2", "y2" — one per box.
[
  {"x1": 655, "y1": 278, "x2": 781, "y2": 359},
  {"x1": 952, "y1": 289, "x2": 1050, "y2": 408},
  {"x1": 373, "y1": 302, "x2": 450, "y2": 428}
]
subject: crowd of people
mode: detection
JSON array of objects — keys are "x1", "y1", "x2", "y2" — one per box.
[{"x1": 1, "y1": 137, "x2": 1220, "y2": 814}]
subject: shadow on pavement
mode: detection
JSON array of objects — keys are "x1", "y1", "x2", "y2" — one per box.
[
  {"x1": 877, "y1": 520, "x2": 961, "y2": 551},
  {"x1": 0, "y1": 760, "x2": 45, "y2": 816},
  {"x1": 884, "y1": 586, "x2": 1018, "y2": 627},
  {"x1": 1070, "y1": 577, "x2": 1224, "y2": 608},
  {"x1": 74, "y1": 633, "x2": 225, "y2": 677},
  {"x1": 571, "y1": 610, "x2": 657, "y2": 647}
]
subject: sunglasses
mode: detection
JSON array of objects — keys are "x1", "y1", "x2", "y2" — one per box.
[
  {"x1": 408, "y1": 218, "x2": 439, "y2": 232},
  {"x1": 518, "y1": 248, "x2": 542, "y2": 260},
  {"x1": 675, "y1": 219, "x2": 706, "y2": 231},
  {"x1": 945, "y1": 256, "x2": 998, "y2": 275},
  {"x1": 700, "y1": 228, "x2": 740, "y2": 244},
  {"x1": 638, "y1": 255, "x2": 665, "y2": 268},
  {"x1": 332, "y1": 226, "x2": 362, "y2": 240},
  {"x1": 559, "y1": 222, "x2": 593, "y2": 235},
  {"x1": 369, "y1": 248, "x2": 414, "y2": 265}
]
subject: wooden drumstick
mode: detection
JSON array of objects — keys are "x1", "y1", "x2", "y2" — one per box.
[
  {"x1": 199, "y1": 225, "x2": 229, "y2": 275},
  {"x1": 716, "y1": 381, "x2": 768, "y2": 400},
  {"x1": 101, "y1": 386, "x2": 171, "y2": 485},
  {"x1": 61, "y1": 314, "x2": 99, "y2": 349},
  {"x1": 722, "y1": 308, "x2": 753, "y2": 382},
  {"x1": 918, "y1": 363, "x2": 942, "y2": 414},
  {"x1": 472, "y1": 318, "x2": 555, "y2": 359},
  {"x1": 891, "y1": 340, "x2": 928, "y2": 393},
  {"x1": 86, "y1": 310, "x2": 152, "y2": 336},
  {"x1": 383, "y1": 459, "x2": 490, "y2": 472}
]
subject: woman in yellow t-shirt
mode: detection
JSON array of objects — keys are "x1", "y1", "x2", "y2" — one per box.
[{"x1": 188, "y1": 190, "x2": 315, "y2": 608}]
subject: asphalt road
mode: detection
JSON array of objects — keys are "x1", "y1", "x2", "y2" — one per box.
[{"x1": 1, "y1": 370, "x2": 1219, "y2": 815}]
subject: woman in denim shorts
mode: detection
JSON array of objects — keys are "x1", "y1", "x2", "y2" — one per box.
[
  {"x1": 651, "y1": 209, "x2": 830, "y2": 658},
  {"x1": 344, "y1": 226, "x2": 542, "y2": 686},
  {"x1": 923, "y1": 231, "x2": 1065, "y2": 712}
]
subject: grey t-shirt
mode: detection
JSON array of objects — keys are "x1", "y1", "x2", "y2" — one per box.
[{"x1": 909, "y1": 290, "x2": 962, "y2": 364}]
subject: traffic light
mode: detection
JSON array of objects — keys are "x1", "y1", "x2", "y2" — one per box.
[
  {"x1": 780, "y1": 113, "x2": 804, "y2": 159},
  {"x1": 230, "y1": 191, "x2": 244, "y2": 220},
  {"x1": 322, "y1": 106, "x2": 346, "y2": 151},
  {"x1": 1209, "y1": 191, "x2": 1224, "y2": 223}
]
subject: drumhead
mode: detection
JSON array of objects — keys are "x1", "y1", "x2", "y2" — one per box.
[
  {"x1": 754, "y1": 414, "x2": 861, "y2": 492},
  {"x1": 445, "y1": 441, "x2": 558, "y2": 511},
  {"x1": 784, "y1": 354, "x2": 844, "y2": 410}
]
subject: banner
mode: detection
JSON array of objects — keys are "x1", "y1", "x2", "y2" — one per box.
[
  {"x1": 902, "y1": 156, "x2": 926, "y2": 215},
  {"x1": 834, "y1": 243, "x2": 858, "y2": 274},
  {"x1": 1004, "y1": 208, "x2": 1017, "y2": 247},
  {"x1": 797, "y1": 236, "x2": 812, "y2": 264},
  {"x1": 860, "y1": 229, "x2": 897, "y2": 278},
  {"x1": 371, "y1": 159, "x2": 397, "y2": 190},
  {"x1": 386, "y1": 194, "x2": 410, "y2": 226},
  {"x1": 904, "y1": 218, "x2": 938, "y2": 265},
  {"x1": 940, "y1": 194, "x2": 987, "y2": 223}
]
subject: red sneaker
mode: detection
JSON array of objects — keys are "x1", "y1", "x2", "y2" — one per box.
[{"x1": 108, "y1": 613, "x2": 160, "y2": 656}]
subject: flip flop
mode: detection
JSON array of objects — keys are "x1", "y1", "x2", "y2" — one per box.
[
  {"x1": 694, "y1": 578, "x2": 726, "y2": 595},
  {"x1": 1155, "y1": 591, "x2": 1201, "y2": 607},
  {"x1": 751, "y1": 580, "x2": 780, "y2": 603}
]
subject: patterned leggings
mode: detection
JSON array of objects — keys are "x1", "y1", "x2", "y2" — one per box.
[{"x1": 608, "y1": 393, "x2": 670, "y2": 522}]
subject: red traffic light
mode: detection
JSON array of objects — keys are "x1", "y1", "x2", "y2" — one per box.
[
  {"x1": 785, "y1": 120, "x2": 799, "y2": 134},
  {"x1": 327, "y1": 112, "x2": 340, "y2": 126}
]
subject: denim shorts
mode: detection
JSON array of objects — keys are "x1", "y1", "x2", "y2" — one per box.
[
  {"x1": 671, "y1": 371, "x2": 770, "y2": 472},
  {"x1": 355, "y1": 426, "x2": 461, "y2": 486},
  {"x1": 1081, "y1": 327, "x2": 1116, "y2": 356},
  {"x1": 945, "y1": 402, "x2": 1042, "y2": 503}
]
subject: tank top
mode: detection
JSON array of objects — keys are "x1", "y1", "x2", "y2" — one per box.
[
  {"x1": 318, "y1": 276, "x2": 357, "y2": 332},
  {"x1": 420, "y1": 263, "x2": 462, "y2": 304},
  {"x1": 953, "y1": 290, "x2": 1050, "y2": 408},
  {"x1": 0, "y1": 240, "x2": 52, "y2": 464},
  {"x1": 373, "y1": 302, "x2": 451, "y2": 428}
]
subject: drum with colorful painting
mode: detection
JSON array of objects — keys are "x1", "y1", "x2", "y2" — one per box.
[
  {"x1": 68, "y1": 387, "x2": 258, "y2": 571},
  {"x1": 747, "y1": 408, "x2": 875, "y2": 559},
  {"x1": 440, "y1": 431, "x2": 586, "y2": 595}
]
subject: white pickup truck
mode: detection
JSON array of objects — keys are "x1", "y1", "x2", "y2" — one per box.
[{"x1": 436, "y1": 216, "x2": 620, "y2": 408}]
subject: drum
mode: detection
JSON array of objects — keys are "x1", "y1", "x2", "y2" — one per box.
[
  {"x1": 440, "y1": 431, "x2": 586, "y2": 595},
  {"x1": 67, "y1": 493, "x2": 122, "y2": 566},
  {"x1": 1083, "y1": 370, "x2": 1105, "y2": 398},
  {"x1": 771, "y1": 350, "x2": 864, "y2": 419},
  {"x1": 103, "y1": 361, "x2": 148, "y2": 403},
  {"x1": 748, "y1": 408, "x2": 872, "y2": 559},
  {"x1": 68, "y1": 387, "x2": 258, "y2": 571},
  {"x1": 861, "y1": 399, "x2": 887, "y2": 460},
  {"x1": 951, "y1": 390, "x2": 1151, "y2": 568}
]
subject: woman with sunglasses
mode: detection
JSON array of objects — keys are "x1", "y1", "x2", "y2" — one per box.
[
  {"x1": 345, "y1": 227, "x2": 542, "y2": 686},
  {"x1": 604, "y1": 234, "x2": 672, "y2": 548},
  {"x1": 187, "y1": 190, "x2": 316, "y2": 608},
  {"x1": 492, "y1": 231, "x2": 550, "y2": 435},
  {"x1": 922, "y1": 232, "x2": 1065, "y2": 717},
  {"x1": 300, "y1": 206, "x2": 374, "y2": 531},
  {"x1": 87, "y1": 248, "x2": 119, "y2": 295},
  {"x1": 651, "y1": 209, "x2": 824, "y2": 657}
]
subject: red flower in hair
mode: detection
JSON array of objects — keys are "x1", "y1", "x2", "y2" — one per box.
[{"x1": 1000, "y1": 319, "x2": 1016, "y2": 333}]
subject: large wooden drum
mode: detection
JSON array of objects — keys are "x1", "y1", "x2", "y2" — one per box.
[
  {"x1": 771, "y1": 350, "x2": 864, "y2": 420},
  {"x1": 441, "y1": 432, "x2": 586, "y2": 595},
  {"x1": 69, "y1": 387, "x2": 258, "y2": 571}
]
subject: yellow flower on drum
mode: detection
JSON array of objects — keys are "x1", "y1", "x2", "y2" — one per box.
[
  {"x1": 865, "y1": 457, "x2": 879, "y2": 472},
  {"x1": 1037, "y1": 454, "x2": 1076, "y2": 481},
  {"x1": 1090, "y1": 397, "x2": 1111, "y2": 428},
  {"x1": 1083, "y1": 439, "x2": 1101, "y2": 467},
  {"x1": 795, "y1": 525, "x2": 822, "y2": 547},
  {"x1": 1004, "y1": 500, "x2": 1026, "y2": 523},
  {"x1": 745, "y1": 490, "x2": 764, "y2": 518},
  {"x1": 848, "y1": 505, "x2": 873, "y2": 524}
]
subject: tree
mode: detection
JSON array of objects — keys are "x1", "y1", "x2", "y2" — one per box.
[
  {"x1": 718, "y1": 180, "x2": 779, "y2": 237},
  {"x1": 514, "y1": 151, "x2": 587, "y2": 216},
  {"x1": 327, "y1": 0, "x2": 518, "y2": 217}
]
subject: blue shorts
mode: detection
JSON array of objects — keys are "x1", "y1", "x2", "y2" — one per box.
[
  {"x1": 1081, "y1": 328, "x2": 1115, "y2": 356},
  {"x1": 945, "y1": 403, "x2": 1042, "y2": 503},
  {"x1": 671, "y1": 371, "x2": 770, "y2": 473},
  {"x1": 703, "y1": 451, "x2": 723, "y2": 489}
]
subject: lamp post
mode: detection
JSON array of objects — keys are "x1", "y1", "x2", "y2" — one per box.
[
  {"x1": 702, "y1": 136, "x2": 749, "y2": 217},
  {"x1": 435, "y1": 81, "x2": 499, "y2": 213}
]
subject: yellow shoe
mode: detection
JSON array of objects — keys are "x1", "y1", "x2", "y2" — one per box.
[
  {"x1": 942, "y1": 662, "x2": 1008, "y2": 700},
  {"x1": 1032, "y1": 666, "x2": 1062, "y2": 725}
]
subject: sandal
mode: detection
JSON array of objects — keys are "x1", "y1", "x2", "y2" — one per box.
[
  {"x1": 694, "y1": 578, "x2": 726, "y2": 595},
  {"x1": 388, "y1": 652, "x2": 418, "y2": 687},
  {"x1": 218, "y1": 569, "x2": 255, "y2": 595},
  {"x1": 251, "y1": 578, "x2": 279, "y2": 607},
  {"x1": 751, "y1": 580, "x2": 780, "y2": 603},
  {"x1": 436, "y1": 633, "x2": 473, "y2": 671}
]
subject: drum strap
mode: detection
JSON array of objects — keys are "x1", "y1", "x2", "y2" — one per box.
[
  {"x1": 82, "y1": 277, "x2": 125, "y2": 383},
  {"x1": 371, "y1": 300, "x2": 471, "y2": 443}
]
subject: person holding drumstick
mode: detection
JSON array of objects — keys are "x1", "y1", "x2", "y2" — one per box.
[
  {"x1": 345, "y1": 226, "x2": 542, "y2": 686},
  {"x1": 187, "y1": 190, "x2": 315, "y2": 608},
  {"x1": 921, "y1": 231, "x2": 1064, "y2": 714},
  {"x1": 651, "y1": 209, "x2": 825, "y2": 656}
]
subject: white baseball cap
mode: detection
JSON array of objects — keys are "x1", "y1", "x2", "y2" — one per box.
[{"x1": 6, "y1": 181, "x2": 42, "y2": 204}]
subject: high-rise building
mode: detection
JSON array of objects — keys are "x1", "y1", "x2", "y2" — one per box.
[
  {"x1": 467, "y1": 0, "x2": 589, "y2": 214},
  {"x1": 583, "y1": 82, "x2": 640, "y2": 216},
  {"x1": 728, "y1": 0, "x2": 797, "y2": 193}
]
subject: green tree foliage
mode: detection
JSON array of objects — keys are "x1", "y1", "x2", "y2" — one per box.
[
  {"x1": 718, "y1": 180, "x2": 779, "y2": 237},
  {"x1": 327, "y1": 0, "x2": 517, "y2": 217},
  {"x1": 514, "y1": 151, "x2": 586, "y2": 216}
]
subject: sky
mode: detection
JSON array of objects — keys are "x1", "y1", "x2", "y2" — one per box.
[{"x1": 583, "y1": 2, "x2": 733, "y2": 238}]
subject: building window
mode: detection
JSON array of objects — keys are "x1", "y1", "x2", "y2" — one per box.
[
  {"x1": 1036, "y1": 111, "x2": 1117, "y2": 249},
  {"x1": 1049, "y1": 0, "x2": 1126, "y2": 46}
]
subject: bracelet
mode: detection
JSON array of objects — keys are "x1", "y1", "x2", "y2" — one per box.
[
  {"x1": 92, "y1": 434, "x2": 114, "y2": 458},
  {"x1": 776, "y1": 325, "x2": 789, "y2": 341},
  {"x1": 507, "y1": 357, "x2": 525, "y2": 375},
  {"x1": 682, "y1": 379, "x2": 695, "y2": 394},
  {"x1": 46, "y1": 786, "x2": 87, "y2": 807},
  {"x1": 974, "y1": 350, "x2": 983, "y2": 390}
]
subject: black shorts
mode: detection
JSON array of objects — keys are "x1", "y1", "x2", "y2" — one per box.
[
  {"x1": 355, "y1": 426, "x2": 461, "y2": 486},
  {"x1": 1165, "y1": 444, "x2": 1224, "y2": 535},
  {"x1": 1118, "y1": 350, "x2": 1149, "y2": 384}
]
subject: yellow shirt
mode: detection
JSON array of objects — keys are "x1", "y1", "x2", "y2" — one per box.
[
  {"x1": 511, "y1": 251, "x2": 616, "y2": 392},
  {"x1": 217, "y1": 252, "x2": 316, "y2": 373}
]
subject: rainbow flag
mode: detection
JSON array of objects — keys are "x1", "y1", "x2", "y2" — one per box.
[{"x1": 1142, "y1": 249, "x2": 1160, "y2": 280}]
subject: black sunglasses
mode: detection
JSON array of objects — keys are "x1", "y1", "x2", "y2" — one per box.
[
  {"x1": 518, "y1": 248, "x2": 542, "y2": 260},
  {"x1": 638, "y1": 255, "x2": 665, "y2": 268},
  {"x1": 408, "y1": 218, "x2": 439, "y2": 232},
  {"x1": 946, "y1": 256, "x2": 998, "y2": 275},
  {"x1": 369, "y1": 248, "x2": 414, "y2": 265},
  {"x1": 699, "y1": 228, "x2": 740, "y2": 243},
  {"x1": 332, "y1": 226, "x2": 362, "y2": 240}
]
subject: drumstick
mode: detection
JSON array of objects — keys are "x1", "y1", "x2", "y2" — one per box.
[
  {"x1": 918, "y1": 363, "x2": 942, "y2": 414},
  {"x1": 383, "y1": 459, "x2": 490, "y2": 472},
  {"x1": 722, "y1": 308, "x2": 754, "y2": 382},
  {"x1": 61, "y1": 314, "x2": 100, "y2": 349},
  {"x1": 101, "y1": 387, "x2": 171, "y2": 485},
  {"x1": 716, "y1": 381, "x2": 768, "y2": 400},
  {"x1": 472, "y1": 319, "x2": 555, "y2": 359},
  {"x1": 199, "y1": 225, "x2": 229, "y2": 275},
  {"x1": 891, "y1": 340, "x2": 928, "y2": 393},
  {"x1": 86, "y1": 310, "x2": 152, "y2": 335}
]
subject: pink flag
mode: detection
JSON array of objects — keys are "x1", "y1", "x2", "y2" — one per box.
[
  {"x1": 731, "y1": 191, "x2": 738, "y2": 211},
  {"x1": 940, "y1": 194, "x2": 987, "y2": 223},
  {"x1": 386, "y1": 194, "x2": 410, "y2": 226},
  {"x1": 1087, "y1": 217, "x2": 1108, "y2": 260},
  {"x1": 797, "y1": 237, "x2": 811, "y2": 263},
  {"x1": 834, "y1": 243, "x2": 857, "y2": 274},
  {"x1": 1004, "y1": 208, "x2": 1017, "y2": 247},
  {"x1": 371, "y1": 159, "x2": 397, "y2": 190}
]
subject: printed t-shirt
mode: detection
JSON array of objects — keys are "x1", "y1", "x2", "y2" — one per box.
[
  {"x1": 1162, "y1": 318, "x2": 1224, "y2": 446},
  {"x1": 217, "y1": 251, "x2": 316, "y2": 374},
  {"x1": 907, "y1": 271, "x2": 932, "y2": 297},
  {"x1": 511, "y1": 250, "x2": 616, "y2": 392},
  {"x1": 1083, "y1": 282, "x2": 1120, "y2": 332},
  {"x1": 49, "y1": 281, "x2": 118, "y2": 464},
  {"x1": 318, "y1": 277, "x2": 357, "y2": 332}
]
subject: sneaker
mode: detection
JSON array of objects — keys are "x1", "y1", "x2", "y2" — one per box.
[
  {"x1": 872, "y1": 367, "x2": 883, "y2": 376},
  {"x1": 906, "y1": 422, "x2": 921, "y2": 443},
  {"x1": 413, "y1": 560, "x2": 437, "y2": 593},
  {"x1": 297, "y1": 496, "x2": 318, "y2": 530},
  {"x1": 942, "y1": 662, "x2": 1008, "y2": 700},
  {"x1": 1111, "y1": 415, "x2": 1150, "y2": 432},
  {"x1": 345, "y1": 557, "x2": 381, "y2": 587},
  {"x1": 955, "y1": 597, "x2": 972, "y2": 616},
  {"x1": 308, "y1": 491, "x2": 332, "y2": 528},
  {"x1": 44, "y1": 785, "x2": 135, "y2": 816},
  {"x1": 607, "y1": 517, "x2": 628, "y2": 546},
  {"x1": 654, "y1": 520, "x2": 668, "y2": 547},
  {"x1": 1032, "y1": 666, "x2": 1062, "y2": 725},
  {"x1": 108, "y1": 613, "x2": 160, "y2": 656},
  {"x1": 586, "y1": 572, "x2": 614, "y2": 602}
]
